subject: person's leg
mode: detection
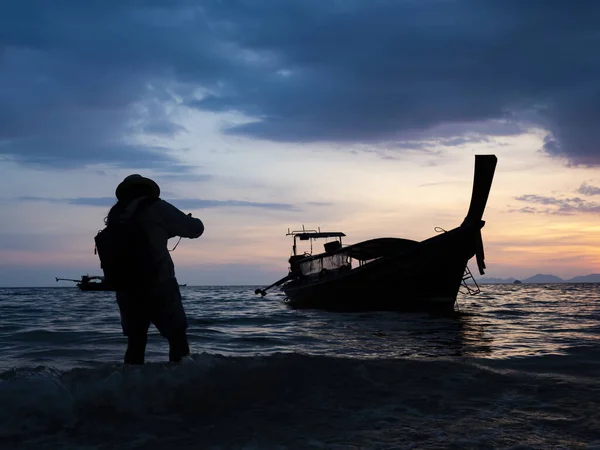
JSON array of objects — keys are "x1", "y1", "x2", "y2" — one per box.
[
  {"x1": 167, "y1": 329, "x2": 190, "y2": 363},
  {"x1": 117, "y1": 291, "x2": 151, "y2": 364},
  {"x1": 151, "y1": 279, "x2": 190, "y2": 363},
  {"x1": 124, "y1": 325, "x2": 150, "y2": 364}
]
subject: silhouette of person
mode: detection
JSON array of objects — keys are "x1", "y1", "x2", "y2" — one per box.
[{"x1": 106, "y1": 174, "x2": 204, "y2": 365}]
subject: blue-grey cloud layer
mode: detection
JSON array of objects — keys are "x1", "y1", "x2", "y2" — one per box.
[
  {"x1": 512, "y1": 194, "x2": 600, "y2": 215},
  {"x1": 2, "y1": 0, "x2": 600, "y2": 167},
  {"x1": 17, "y1": 196, "x2": 297, "y2": 211},
  {"x1": 577, "y1": 183, "x2": 600, "y2": 196}
]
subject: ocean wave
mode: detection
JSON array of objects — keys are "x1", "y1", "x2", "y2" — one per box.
[
  {"x1": 2, "y1": 350, "x2": 599, "y2": 448},
  {"x1": 189, "y1": 315, "x2": 291, "y2": 326}
]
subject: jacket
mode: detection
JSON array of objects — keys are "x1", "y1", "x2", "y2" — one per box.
[{"x1": 117, "y1": 197, "x2": 204, "y2": 283}]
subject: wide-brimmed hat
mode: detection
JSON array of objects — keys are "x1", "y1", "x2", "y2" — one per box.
[{"x1": 115, "y1": 174, "x2": 160, "y2": 200}]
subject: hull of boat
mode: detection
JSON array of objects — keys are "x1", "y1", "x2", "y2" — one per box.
[
  {"x1": 78, "y1": 283, "x2": 112, "y2": 291},
  {"x1": 282, "y1": 223, "x2": 481, "y2": 312}
]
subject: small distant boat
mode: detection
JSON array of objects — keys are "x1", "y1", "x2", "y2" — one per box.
[
  {"x1": 55, "y1": 275, "x2": 110, "y2": 291},
  {"x1": 255, "y1": 154, "x2": 498, "y2": 312},
  {"x1": 56, "y1": 275, "x2": 188, "y2": 291}
]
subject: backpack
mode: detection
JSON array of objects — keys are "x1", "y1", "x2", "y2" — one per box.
[{"x1": 94, "y1": 197, "x2": 160, "y2": 291}]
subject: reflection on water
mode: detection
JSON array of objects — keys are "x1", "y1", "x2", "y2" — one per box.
[{"x1": 0, "y1": 283, "x2": 599, "y2": 369}]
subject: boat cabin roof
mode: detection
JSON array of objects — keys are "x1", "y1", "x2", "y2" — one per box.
[{"x1": 296, "y1": 232, "x2": 346, "y2": 240}]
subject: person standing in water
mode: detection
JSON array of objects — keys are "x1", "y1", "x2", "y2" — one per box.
[{"x1": 97, "y1": 174, "x2": 204, "y2": 365}]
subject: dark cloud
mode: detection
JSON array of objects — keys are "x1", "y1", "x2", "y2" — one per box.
[
  {"x1": 0, "y1": 44, "x2": 183, "y2": 169},
  {"x1": 577, "y1": 183, "x2": 600, "y2": 196},
  {"x1": 0, "y1": 0, "x2": 229, "y2": 169},
  {"x1": 16, "y1": 196, "x2": 297, "y2": 211},
  {"x1": 195, "y1": 0, "x2": 600, "y2": 165},
  {"x1": 511, "y1": 194, "x2": 600, "y2": 215},
  {"x1": 2, "y1": 1, "x2": 600, "y2": 168}
]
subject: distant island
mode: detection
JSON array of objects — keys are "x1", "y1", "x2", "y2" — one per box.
[{"x1": 467, "y1": 273, "x2": 600, "y2": 284}]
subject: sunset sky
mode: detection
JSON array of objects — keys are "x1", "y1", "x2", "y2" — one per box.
[{"x1": 1, "y1": 0, "x2": 600, "y2": 286}]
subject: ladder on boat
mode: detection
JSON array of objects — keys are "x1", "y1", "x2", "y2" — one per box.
[{"x1": 459, "y1": 265, "x2": 480, "y2": 295}]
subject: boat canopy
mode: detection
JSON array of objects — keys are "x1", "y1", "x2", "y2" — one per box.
[
  {"x1": 342, "y1": 238, "x2": 418, "y2": 261},
  {"x1": 295, "y1": 237, "x2": 418, "y2": 275},
  {"x1": 296, "y1": 232, "x2": 346, "y2": 241},
  {"x1": 293, "y1": 237, "x2": 419, "y2": 267}
]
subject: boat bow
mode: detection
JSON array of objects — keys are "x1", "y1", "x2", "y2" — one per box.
[{"x1": 461, "y1": 154, "x2": 497, "y2": 275}]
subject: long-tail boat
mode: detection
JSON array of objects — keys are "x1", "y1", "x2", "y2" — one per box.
[{"x1": 255, "y1": 154, "x2": 498, "y2": 312}]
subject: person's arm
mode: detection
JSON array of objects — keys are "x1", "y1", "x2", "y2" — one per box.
[{"x1": 155, "y1": 200, "x2": 204, "y2": 239}]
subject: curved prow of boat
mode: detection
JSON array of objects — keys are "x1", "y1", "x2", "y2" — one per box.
[
  {"x1": 462, "y1": 154, "x2": 498, "y2": 227},
  {"x1": 460, "y1": 154, "x2": 497, "y2": 275}
]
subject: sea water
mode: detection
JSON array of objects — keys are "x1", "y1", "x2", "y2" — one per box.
[{"x1": 0, "y1": 284, "x2": 599, "y2": 449}]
